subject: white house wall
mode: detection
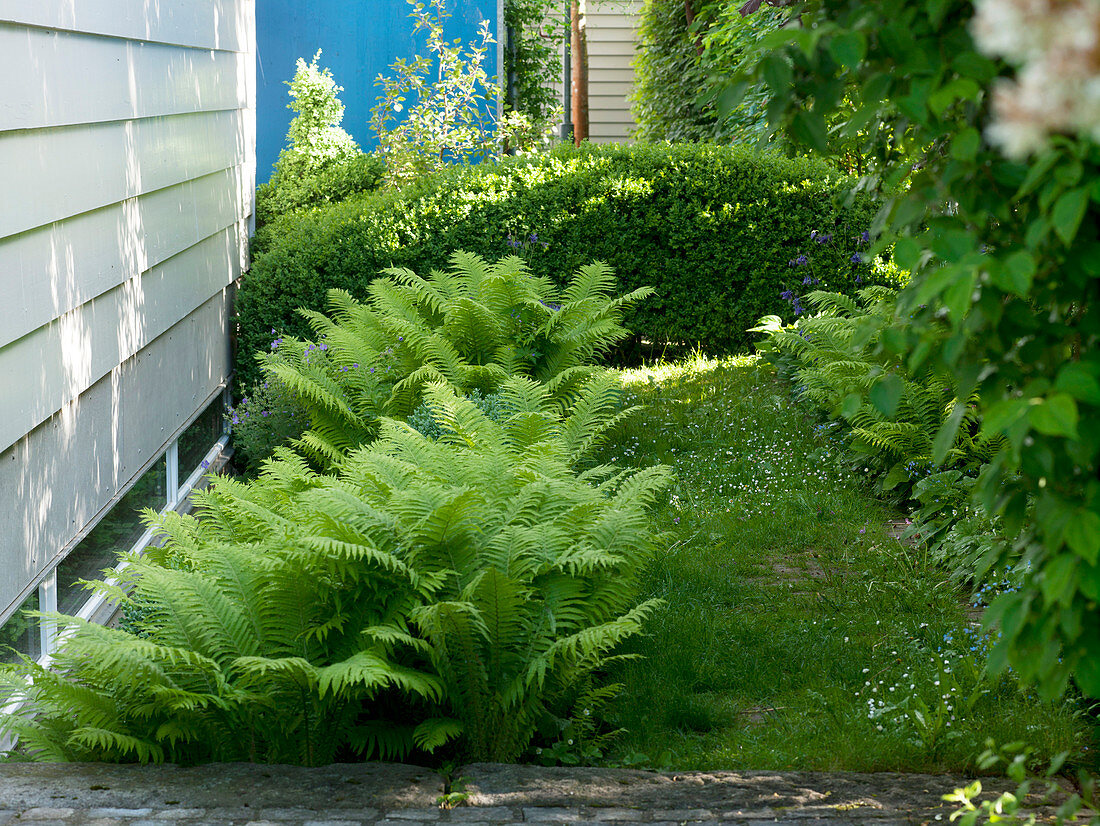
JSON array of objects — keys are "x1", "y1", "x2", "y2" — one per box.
[{"x1": 0, "y1": 2, "x2": 254, "y2": 623}]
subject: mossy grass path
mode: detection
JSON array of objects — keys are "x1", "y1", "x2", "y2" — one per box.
[{"x1": 595, "y1": 356, "x2": 1090, "y2": 774}]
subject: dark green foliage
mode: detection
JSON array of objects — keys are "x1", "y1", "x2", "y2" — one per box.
[
  {"x1": 255, "y1": 152, "x2": 384, "y2": 230},
  {"x1": 631, "y1": 1, "x2": 782, "y2": 145},
  {"x1": 632, "y1": 0, "x2": 722, "y2": 142},
  {"x1": 237, "y1": 142, "x2": 881, "y2": 391},
  {"x1": 225, "y1": 378, "x2": 308, "y2": 474},
  {"x1": 729, "y1": 0, "x2": 1100, "y2": 698},
  {"x1": 503, "y1": 0, "x2": 563, "y2": 136}
]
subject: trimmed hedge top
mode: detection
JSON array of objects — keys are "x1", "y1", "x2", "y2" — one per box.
[{"x1": 238, "y1": 142, "x2": 880, "y2": 390}]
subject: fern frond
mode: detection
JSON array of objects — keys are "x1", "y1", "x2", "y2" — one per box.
[{"x1": 412, "y1": 717, "x2": 463, "y2": 752}]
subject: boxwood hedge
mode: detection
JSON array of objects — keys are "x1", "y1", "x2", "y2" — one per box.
[{"x1": 238, "y1": 142, "x2": 880, "y2": 390}]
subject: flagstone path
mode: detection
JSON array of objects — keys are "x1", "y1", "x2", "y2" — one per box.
[{"x1": 0, "y1": 761, "x2": 1089, "y2": 826}]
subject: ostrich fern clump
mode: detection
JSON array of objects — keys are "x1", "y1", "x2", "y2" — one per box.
[
  {"x1": 372, "y1": 382, "x2": 670, "y2": 762},
  {"x1": 1, "y1": 382, "x2": 668, "y2": 765},
  {"x1": 754, "y1": 287, "x2": 1003, "y2": 488},
  {"x1": 262, "y1": 251, "x2": 652, "y2": 468}
]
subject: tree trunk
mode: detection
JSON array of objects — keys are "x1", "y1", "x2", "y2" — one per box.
[
  {"x1": 570, "y1": 0, "x2": 589, "y2": 145},
  {"x1": 684, "y1": 0, "x2": 705, "y2": 56}
]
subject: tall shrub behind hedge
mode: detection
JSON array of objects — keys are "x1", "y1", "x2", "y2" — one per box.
[
  {"x1": 631, "y1": 0, "x2": 720, "y2": 142},
  {"x1": 238, "y1": 143, "x2": 880, "y2": 390}
]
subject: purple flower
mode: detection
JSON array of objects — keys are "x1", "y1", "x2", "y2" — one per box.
[
  {"x1": 850, "y1": 253, "x2": 863, "y2": 264},
  {"x1": 788, "y1": 254, "x2": 809, "y2": 267},
  {"x1": 319, "y1": 342, "x2": 328, "y2": 351},
  {"x1": 398, "y1": 336, "x2": 404, "y2": 342},
  {"x1": 860, "y1": 230, "x2": 870, "y2": 244},
  {"x1": 201, "y1": 459, "x2": 211, "y2": 470},
  {"x1": 814, "y1": 233, "x2": 832, "y2": 244}
]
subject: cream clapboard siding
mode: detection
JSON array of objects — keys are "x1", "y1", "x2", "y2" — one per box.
[
  {"x1": 549, "y1": 0, "x2": 642, "y2": 144},
  {"x1": 0, "y1": 2, "x2": 255, "y2": 622},
  {"x1": 585, "y1": 1, "x2": 642, "y2": 142}
]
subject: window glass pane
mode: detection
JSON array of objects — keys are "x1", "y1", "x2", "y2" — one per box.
[
  {"x1": 57, "y1": 455, "x2": 167, "y2": 617},
  {"x1": 179, "y1": 393, "x2": 225, "y2": 478},
  {"x1": 0, "y1": 590, "x2": 41, "y2": 664}
]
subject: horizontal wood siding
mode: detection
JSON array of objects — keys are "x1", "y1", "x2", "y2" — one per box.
[
  {"x1": 0, "y1": 0, "x2": 249, "y2": 51},
  {"x1": 0, "y1": 296, "x2": 233, "y2": 616},
  {"x1": 551, "y1": 0, "x2": 642, "y2": 143},
  {"x1": 0, "y1": 2, "x2": 254, "y2": 623}
]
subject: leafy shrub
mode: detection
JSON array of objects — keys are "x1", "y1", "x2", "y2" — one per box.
[
  {"x1": 502, "y1": 0, "x2": 564, "y2": 145},
  {"x1": 255, "y1": 152, "x2": 384, "y2": 230},
  {"x1": 256, "y1": 252, "x2": 651, "y2": 469},
  {"x1": 256, "y1": 51, "x2": 379, "y2": 230},
  {"x1": 238, "y1": 142, "x2": 882, "y2": 390},
  {"x1": 632, "y1": 0, "x2": 724, "y2": 142},
  {"x1": 631, "y1": 0, "x2": 780, "y2": 144},
  {"x1": 371, "y1": 0, "x2": 500, "y2": 187},
  {"x1": 728, "y1": 0, "x2": 1100, "y2": 700},
  {"x1": 0, "y1": 384, "x2": 668, "y2": 765}
]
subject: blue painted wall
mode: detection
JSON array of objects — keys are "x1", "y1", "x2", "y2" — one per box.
[{"x1": 257, "y1": 0, "x2": 500, "y2": 183}]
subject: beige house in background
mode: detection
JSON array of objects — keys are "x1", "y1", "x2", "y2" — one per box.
[
  {"x1": 586, "y1": 0, "x2": 643, "y2": 143},
  {"x1": 552, "y1": 0, "x2": 643, "y2": 144}
]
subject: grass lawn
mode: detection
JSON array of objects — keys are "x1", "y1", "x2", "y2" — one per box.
[{"x1": 590, "y1": 354, "x2": 1094, "y2": 774}]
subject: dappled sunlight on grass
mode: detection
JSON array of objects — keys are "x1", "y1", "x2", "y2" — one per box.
[{"x1": 594, "y1": 356, "x2": 1092, "y2": 774}]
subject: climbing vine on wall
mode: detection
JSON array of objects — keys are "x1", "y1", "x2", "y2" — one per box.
[{"x1": 503, "y1": 0, "x2": 566, "y2": 145}]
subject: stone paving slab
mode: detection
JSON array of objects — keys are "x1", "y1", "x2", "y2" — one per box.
[
  {"x1": 0, "y1": 762, "x2": 1091, "y2": 826},
  {"x1": 0, "y1": 763, "x2": 440, "y2": 813},
  {"x1": 459, "y1": 763, "x2": 1028, "y2": 822}
]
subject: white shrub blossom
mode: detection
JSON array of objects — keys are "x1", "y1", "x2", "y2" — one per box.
[{"x1": 972, "y1": 0, "x2": 1100, "y2": 156}]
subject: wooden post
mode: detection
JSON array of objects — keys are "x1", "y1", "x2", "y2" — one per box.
[{"x1": 570, "y1": 0, "x2": 589, "y2": 145}]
